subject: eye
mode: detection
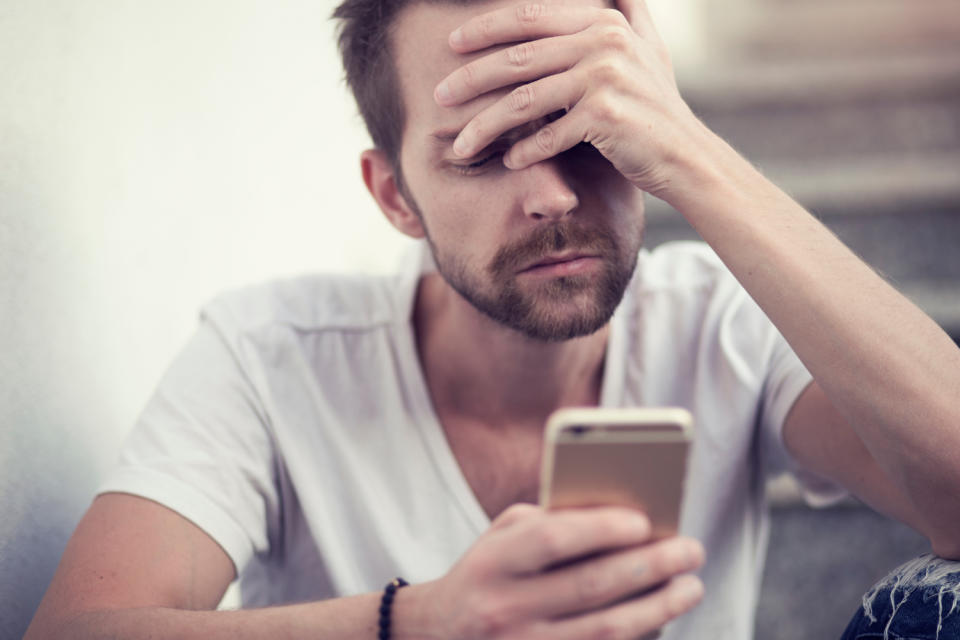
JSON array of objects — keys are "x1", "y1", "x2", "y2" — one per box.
[
  {"x1": 452, "y1": 149, "x2": 506, "y2": 175},
  {"x1": 562, "y1": 142, "x2": 611, "y2": 170}
]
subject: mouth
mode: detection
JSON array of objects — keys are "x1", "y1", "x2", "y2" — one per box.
[{"x1": 518, "y1": 252, "x2": 602, "y2": 277}]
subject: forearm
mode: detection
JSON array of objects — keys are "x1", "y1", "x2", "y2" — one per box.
[
  {"x1": 657, "y1": 126, "x2": 960, "y2": 546},
  {"x1": 26, "y1": 588, "x2": 432, "y2": 640}
]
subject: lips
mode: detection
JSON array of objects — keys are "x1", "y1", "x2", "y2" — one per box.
[{"x1": 519, "y1": 252, "x2": 601, "y2": 275}]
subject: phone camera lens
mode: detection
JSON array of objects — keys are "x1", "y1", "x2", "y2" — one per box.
[{"x1": 571, "y1": 425, "x2": 588, "y2": 436}]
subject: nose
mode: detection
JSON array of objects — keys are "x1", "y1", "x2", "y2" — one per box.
[{"x1": 519, "y1": 158, "x2": 579, "y2": 221}]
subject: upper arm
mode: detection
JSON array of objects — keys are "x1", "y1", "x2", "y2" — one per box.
[
  {"x1": 29, "y1": 493, "x2": 235, "y2": 630},
  {"x1": 783, "y1": 381, "x2": 929, "y2": 535}
]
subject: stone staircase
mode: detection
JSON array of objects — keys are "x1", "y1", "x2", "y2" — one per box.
[{"x1": 645, "y1": 0, "x2": 960, "y2": 340}]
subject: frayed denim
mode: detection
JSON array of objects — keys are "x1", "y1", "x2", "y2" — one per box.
[{"x1": 840, "y1": 554, "x2": 960, "y2": 640}]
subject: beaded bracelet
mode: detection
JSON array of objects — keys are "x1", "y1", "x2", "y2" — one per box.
[{"x1": 377, "y1": 577, "x2": 409, "y2": 640}]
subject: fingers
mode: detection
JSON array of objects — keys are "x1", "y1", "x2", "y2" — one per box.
[
  {"x1": 442, "y1": 508, "x2": 703, "y2": 640},
  {"x1": 435, "y1": 34, "x2": 582, "y2": 107},
  {"x1": 448, "y1": 4, "x2": 613, "y2": 54},
  {"x1": 545, "y1": 536, "x2": 705, "y2": 617},
  {"x1": 515, "y1": 536, "x2": 705, "y2": 621},
  {"x1": 450, "y1": 71, "x2": 585, "y2": 162},
  {"x1": 548, "y1": 574, "x2": 705, "y2": 640},
  {"x1": 495, "y1": 507, "x2": 652, "y2": 574},
  {"x1": 437, "y1": 5, "x2": 651, "y2": 170},
  {"x1": 502, "y1": 107, "x2": 592, "y2": 171},
  {"x1": 439, "y1": 6, "x2": 630, "y2": 111}
]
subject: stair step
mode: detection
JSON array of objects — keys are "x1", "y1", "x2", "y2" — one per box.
[{"x1": 709, "y1": 0, "x2": 960, "y2": 60}]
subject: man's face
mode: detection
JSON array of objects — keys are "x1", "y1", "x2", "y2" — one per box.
[{"x1": 391, "y1": 0, "x2": 645, "y2": 342}]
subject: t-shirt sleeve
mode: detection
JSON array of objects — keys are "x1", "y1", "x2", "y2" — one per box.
[
  {"x1": 98, "y1": 314, "x2": 279, "y2": 575},
  {"x1": 758, "y1": 327, "x2": 848, "y2": 508}
]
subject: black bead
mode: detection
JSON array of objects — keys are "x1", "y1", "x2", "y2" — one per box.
[{"x1": 378, "y1": 577, "x2": 408, "y2": 640}]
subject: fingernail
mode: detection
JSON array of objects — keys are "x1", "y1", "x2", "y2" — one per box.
[
  {"x1": 449, "y1": 28, "x2": 464, "y2": 48},
  {"x1": 452, "y1": 135, "x2": 469, "y2": 157},
  {"x1": 434, "y1": 81, "x2": 452, "y2": 105},
  {"x1": 687, "y1": 540, "x2": 706, "y2": 568},
  {"x1": 677, "y1": 577, "x2": 704, "y2": 607},
  {"x1": 630, "y1": 513, "x2": 651, "y2": 537}
]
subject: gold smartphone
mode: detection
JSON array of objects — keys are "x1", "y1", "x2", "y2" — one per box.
[{"x1": 539, "y1": 407, "x2": 693, "y2": 539}]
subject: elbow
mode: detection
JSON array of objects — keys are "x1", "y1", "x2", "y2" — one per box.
[{"x1": 930, "y1": 535, "x2": 960, "y2": 561}]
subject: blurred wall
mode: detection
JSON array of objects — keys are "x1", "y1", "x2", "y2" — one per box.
[{"x1": 0, "y1": 1, "x2": 402, "y2": 634}]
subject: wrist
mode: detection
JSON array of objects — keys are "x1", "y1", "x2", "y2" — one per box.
[
  {"x1": 388, "y1": 581, "x2": 440, "y2": 640},
  {"x1": 646, "y1": 119, "x2": 755, "y2": 212}
]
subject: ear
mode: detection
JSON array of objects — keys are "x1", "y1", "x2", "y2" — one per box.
[{"x1": 361, "y1": 149, "x2": 426, "y2": 239}]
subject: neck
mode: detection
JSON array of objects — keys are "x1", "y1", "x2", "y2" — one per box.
[{"x1": 414, "y1": 272, "x2": 609, "y2": 428}]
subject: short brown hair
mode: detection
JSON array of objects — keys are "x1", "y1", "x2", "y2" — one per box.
[{"x1": 332, "y1": 0, "x2": 472, "y2": 173}]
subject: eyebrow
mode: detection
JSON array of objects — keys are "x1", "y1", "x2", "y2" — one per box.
[
  {"x1": 427, "y1": 128, "x2": 522, "y2": 155},
  {"x1": 428, "y1": 129, "x2": 463, "y2": 146},
  {"x1": 429, "y1": 114, "x2": 560, "y2": 151}
]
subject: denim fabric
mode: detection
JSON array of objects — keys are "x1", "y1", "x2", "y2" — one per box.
[{"x1": 840, "y1": 554, "x2": 960, "y2": 640}]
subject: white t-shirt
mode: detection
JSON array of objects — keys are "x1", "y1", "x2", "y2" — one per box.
[{"x1": 100, "y1": 241, "x2": 843, "y2": 639}]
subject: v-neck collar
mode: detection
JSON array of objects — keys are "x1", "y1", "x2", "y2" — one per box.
[{"x1": 394, "y1": 242, "x2": 633, "y2": 532}]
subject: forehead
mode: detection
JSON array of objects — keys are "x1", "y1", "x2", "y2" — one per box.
[{"x1": 392, "y1": 0, "x2": 607, "y2": 144}]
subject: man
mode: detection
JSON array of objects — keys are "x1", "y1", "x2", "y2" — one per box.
[{"x1": 26, "y1": 0, "x2": 960, "y2": 638}]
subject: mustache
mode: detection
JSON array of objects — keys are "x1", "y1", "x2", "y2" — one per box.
[{"x1": 489, "y1": 223, "x2": 618, "y2": 277}]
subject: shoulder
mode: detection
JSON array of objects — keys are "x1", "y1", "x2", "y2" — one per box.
[
  {"x1": 633, "y1": 241, "x2": 742, "y2": 303},
  {"x1": 628, "y1": 241, "x2": 778, "y2": 362},
  {"x1": 201, "y1": 269, "x2": 414, "y2": 340}
]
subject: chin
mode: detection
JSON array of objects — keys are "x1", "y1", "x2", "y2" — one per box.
[{"x1": 491, "y1": 281, "x2": 621, "y2": 342}]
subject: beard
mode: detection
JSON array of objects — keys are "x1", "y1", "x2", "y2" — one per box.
[{"x1": 425, "y1": 220, "x2": 641, "y2": 342}]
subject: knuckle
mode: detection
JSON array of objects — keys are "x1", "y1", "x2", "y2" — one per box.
[
  {"x1": 516, "y1": 3, "x2": 545, "y2": 26},
  {"x1": 508, "y1": 85, "x2": 535, "y2": 113},
  {"x1": 500, "y1": 503, "x2": 536, "y2": 520},
  {"x1": 468, "y1": 597, "x2": 511, "y2": 637},
  {"x1": 599, "y1": 24, "x2": 632, "y2": 52},
  {"x1": 590, "y1": 96, "x2": 621, "y2": 125},
  {"x1": 466, "y1": 549, "x2": 497, "y2": 578},
  {"x1": 533, "y1": 526, "x2": 567, "y2": 561},
  {"x1": 576, "y1": 565, "x2": 613, "y2": 604},
  {"x1": 599, "y1": 7, "x2": 629, "y2": 27},
  {"x1": 592, "y1": 57, "x2": 625, "y2": 84},
  {"x1": 506, "y1": 41, "x2": 535, "y2": 68},
  {"x1": 465, "y1": 117, "x2": 486, "y2": 142},
  {"x1": 478, "y1": 13, "x2": 497, "y2": 38},
  {"x1": 460, "y1": 61, "x2": 481, "y2": 91},
  {"x1": 534, "y1": 124, "x2": 557, "y2": 154}
]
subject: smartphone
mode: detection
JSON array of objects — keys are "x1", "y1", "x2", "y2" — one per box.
[{"x1": 538, "y1": 407, "x2": 693, "y2": 539}]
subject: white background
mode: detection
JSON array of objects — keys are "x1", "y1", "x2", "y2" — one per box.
[{"x1": 0, "y1": 0, "x2": 703, "y2": 633}]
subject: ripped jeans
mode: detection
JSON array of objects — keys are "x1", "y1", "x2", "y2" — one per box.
[{"x1": 840, "y1": 554, "x2": 960, "y2": 640}]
